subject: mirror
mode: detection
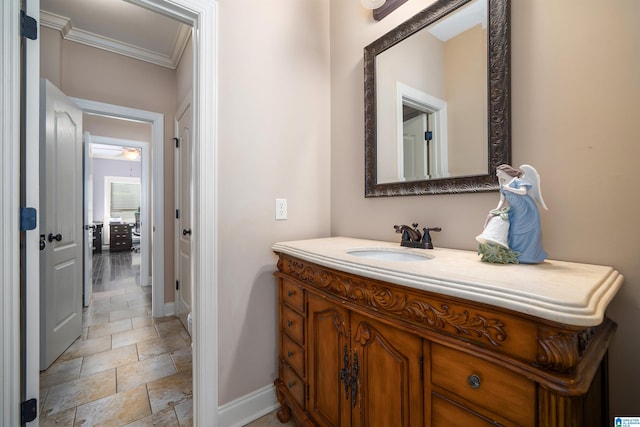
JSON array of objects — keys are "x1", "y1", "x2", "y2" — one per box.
[{"x1": 364, "y1": 0, "x2": 510, "y2": 196}]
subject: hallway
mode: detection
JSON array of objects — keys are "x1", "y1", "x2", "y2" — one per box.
[{"x1": 39, "y1": 251, "x2": 193, "y2": 426}]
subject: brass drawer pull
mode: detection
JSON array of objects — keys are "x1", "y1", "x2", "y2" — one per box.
[{"x1": 467, "y1": 374, "x2": 481, "y2": 389}]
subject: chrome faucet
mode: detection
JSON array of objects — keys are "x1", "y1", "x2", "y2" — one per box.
[{"x1": 394, "y1": 223, "x2": 441, "y2": 249}]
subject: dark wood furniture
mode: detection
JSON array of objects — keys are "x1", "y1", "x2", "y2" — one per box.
[
  {"x1": 273, "y1": 252, "x2": 615, "y2": 427},
  {"x1": 92, "y1": 223, "x2": 103, "y2": 253},
  {"x1": 109, "y1": 223, "x2": 132, "y2": 252}
]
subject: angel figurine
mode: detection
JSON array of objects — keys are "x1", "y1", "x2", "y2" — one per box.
[{"x1": 477, "y1": 164, "x2": 548, "y2": 264}]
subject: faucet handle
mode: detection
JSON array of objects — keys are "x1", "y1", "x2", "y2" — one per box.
[{"x1": 421, "y1": 226, "x2": 441, "y2": 249}]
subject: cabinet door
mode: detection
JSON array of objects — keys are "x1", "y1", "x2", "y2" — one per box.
[
  {"x1": 308, "y1": 293, "x2": 351, "y2": 427},
  {"x1": 350, "y1": 313, "x2": 424, "y2": 427}
]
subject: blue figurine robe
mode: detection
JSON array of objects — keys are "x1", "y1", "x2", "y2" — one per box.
[{"x1": 502, "y1": 178, "x2": 547, "y2": 264}]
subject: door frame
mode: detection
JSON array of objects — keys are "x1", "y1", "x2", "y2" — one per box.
[
  {"x1": 0, "y1": 0, "x2": 219, "y2": 424},
  {"x1": 1, "y1": 1, "x2": 26, "y2": 424},
  {"x1": 74, "y1": 99, "x2": 161, "y2": 307},
  {"x1": 90, "y1": 134, "x2": 151, "y2": 289}
]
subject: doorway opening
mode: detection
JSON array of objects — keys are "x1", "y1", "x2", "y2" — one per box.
[
  {"x1": 75, "y1": 99, "x2": 165, "y2": 316},
  {"x1": 0, "y1": 0, "x2": 220, "y2": 425},
  {"x1": 88, "y1": 134, "x2": 150, "y2": 292}
]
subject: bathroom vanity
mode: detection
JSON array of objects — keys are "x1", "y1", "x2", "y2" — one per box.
[{"x1": 272, "y1": 237, "x2": 622, "y2": 427}]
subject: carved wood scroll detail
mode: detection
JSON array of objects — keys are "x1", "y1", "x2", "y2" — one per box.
[
  {"x1": 537, "y1": 333, "x2": 579, "y2": 372},
  {"x1": 578, "y1": 327, "x2": 596, "y2": 356},
  {"x1": 284, "y1": 258, "x2": 507, "y2": 347},
  {"x1": 536, "y1": 327, "x2": 596, "y2": 372}
]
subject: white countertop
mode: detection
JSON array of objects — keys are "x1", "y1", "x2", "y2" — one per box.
[{"x1": 272, "y1": 237, "x2": 623, "y2": 327}]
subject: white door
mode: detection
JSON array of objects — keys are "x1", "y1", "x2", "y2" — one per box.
[
  {"x1": 175, "y1": 98, "x2": 192, "y2": 332},
  {"x1": 83, "y1": 132, "x2": 93, "y2": 307},
  {"x1": 403, "y1": 114, "x2": 428, "y2": 180},
  {"x1": 40, "y1": 79, "x2": 83, "y2": 370}
]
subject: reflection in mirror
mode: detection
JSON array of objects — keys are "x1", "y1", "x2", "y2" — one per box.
[{"x1": 364, "y1": 0, "x2": 510, "y2": 196}]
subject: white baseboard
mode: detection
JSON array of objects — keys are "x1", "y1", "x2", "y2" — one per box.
[
  {"x1": 163, "y1": 301, "x2": 175, "y2": 316},
  {"x1": 217, "y1": 384, "x2": 279, "y2": 427}
]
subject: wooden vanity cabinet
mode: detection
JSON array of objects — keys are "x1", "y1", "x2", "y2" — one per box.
[
  {"x1": 306, "y1": 292, "x2": 423, "y2": 427},
  {"x1": 274, "y1": 253, "x2": 615, "y2": 427}
]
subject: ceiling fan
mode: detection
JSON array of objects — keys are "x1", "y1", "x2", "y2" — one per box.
[{"x1": 91, "y1": 143, "x2": 140, "y2": 161}]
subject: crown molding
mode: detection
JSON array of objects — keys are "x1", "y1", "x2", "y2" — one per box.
[{"x1": 40, "y1": 10, "x2": 190, "y2": 69}]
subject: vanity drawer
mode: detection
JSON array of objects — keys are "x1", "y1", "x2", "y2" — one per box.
[
  {"x1": 282, "y1": 362, "x2": 305, "y2": 409},
  {"x1": 282, "y1": 333, "x2": 305, "y2": 378},
  {"x1": 282, "y1": 305, "x2": 304, "y2": 345},
  {"x1": 431, "y1": 343, "x2": 535, "y2": 427},
  {"x1": 282, "y1": 280, "x2": 304, "y2": 313},
  {"x1": 431, "y1": 393, "x2": 500, "y2": 427}
]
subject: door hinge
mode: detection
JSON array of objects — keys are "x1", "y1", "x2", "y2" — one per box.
[
  {"x1": 176, "y1": 280, "x2": 180, "y2": 290},
  {"x1": 425, "y1": 131, "x2": 433, "y2": 142},
  {"x1": 19, "y1": 207, "x2": 37, "y2": 231},
  {"x1": 174, "y1": 137, "x2": 180, "y2": 148},
  {"x1": 176, "y1": 209, "x2": 180, "y2": 219},
  {"x1": 21, "y1": 398, "x2": 37, "y2": 424},
  {"x1": 20, "y1": 11, "x2": 38, "y2": 40}
]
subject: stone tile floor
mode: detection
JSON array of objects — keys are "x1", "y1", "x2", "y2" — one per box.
[
  {"x1": 244, "y1": 411, "x2": 297, "y2": 427},
  {"x1": 39, "y1": 286, "x2": 193, "y2": 427},
  {"x1": 39, "y1": 251, "x2": 295, "y2": 427},
  {"x1": 39, "y1": 251, "x2": 193, "y2": 426}
]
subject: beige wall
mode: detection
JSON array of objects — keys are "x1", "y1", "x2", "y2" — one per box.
[
  {"x1": 445, "y1": 24, "x2": 487, "y2": 176},
  {"x1": 217, "y1": 0, "x2": 331, "y2": 404},
  {"x1": 83, "y1": 115, "x2": 152, "y2": 142},
  {"x1": 330, "y1": 0, "x2": 640, "y2": 416},
  {"x1": 40, "y1": 26, "x2": 177, "y2": 304}
]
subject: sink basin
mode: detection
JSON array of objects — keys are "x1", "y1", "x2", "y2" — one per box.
[{"x1": 346, "y1": 248, "x2": 433, "y2": 262}]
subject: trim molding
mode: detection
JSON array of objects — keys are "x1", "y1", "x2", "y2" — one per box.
[
  {"x1": 1, "y1": 1, "x2": 22, "y2": 424},
  {"x1": 40, "y1": 10, "x2": 191, "y2": 69},
  {"x1": 71, "y1": 98, "x2": 165, "y2": 319},
  {"x1": 164, "y1": 301, "x2": 176, "y2": 316},
  {"x1": 218, "y1": 385, "x2": 279, "y2": 427}
]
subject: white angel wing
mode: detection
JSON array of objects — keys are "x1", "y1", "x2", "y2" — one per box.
[{"x1": 520, "y1": 164, "x2": 548, "y2": 210}]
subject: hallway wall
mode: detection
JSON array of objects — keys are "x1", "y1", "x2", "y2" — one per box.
[{"x1": 330, "y1": 0, "x2": 640, "y2": 415}]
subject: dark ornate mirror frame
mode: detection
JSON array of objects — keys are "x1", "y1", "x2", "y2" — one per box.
[{"x1": 364, "y1": 0, "x2": 510, "y2": 197}]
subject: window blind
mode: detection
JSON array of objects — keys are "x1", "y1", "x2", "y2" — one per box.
[{"x1": 111, "y1": 182, "x2": 140, "y2": 211}]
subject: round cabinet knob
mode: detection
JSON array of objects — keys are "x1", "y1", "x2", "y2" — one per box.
[
  {"x1": 287, "y1": 320, "x2": 293, "y2": 327},
  {"x1": 467, "y1": 374, "x2": 481, "y2": 389}
]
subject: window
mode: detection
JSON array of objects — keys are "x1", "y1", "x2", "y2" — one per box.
[{"x1": 105, "y1": 176, "x2": 140, "y2": 225}]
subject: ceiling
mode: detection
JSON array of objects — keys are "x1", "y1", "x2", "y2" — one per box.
[
  {"x1": 91, "y1": 144, "x2": 141, "y2": 161},
  {"x1": 40, "y1": 0, "x2": 191, "y2": 69}
]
